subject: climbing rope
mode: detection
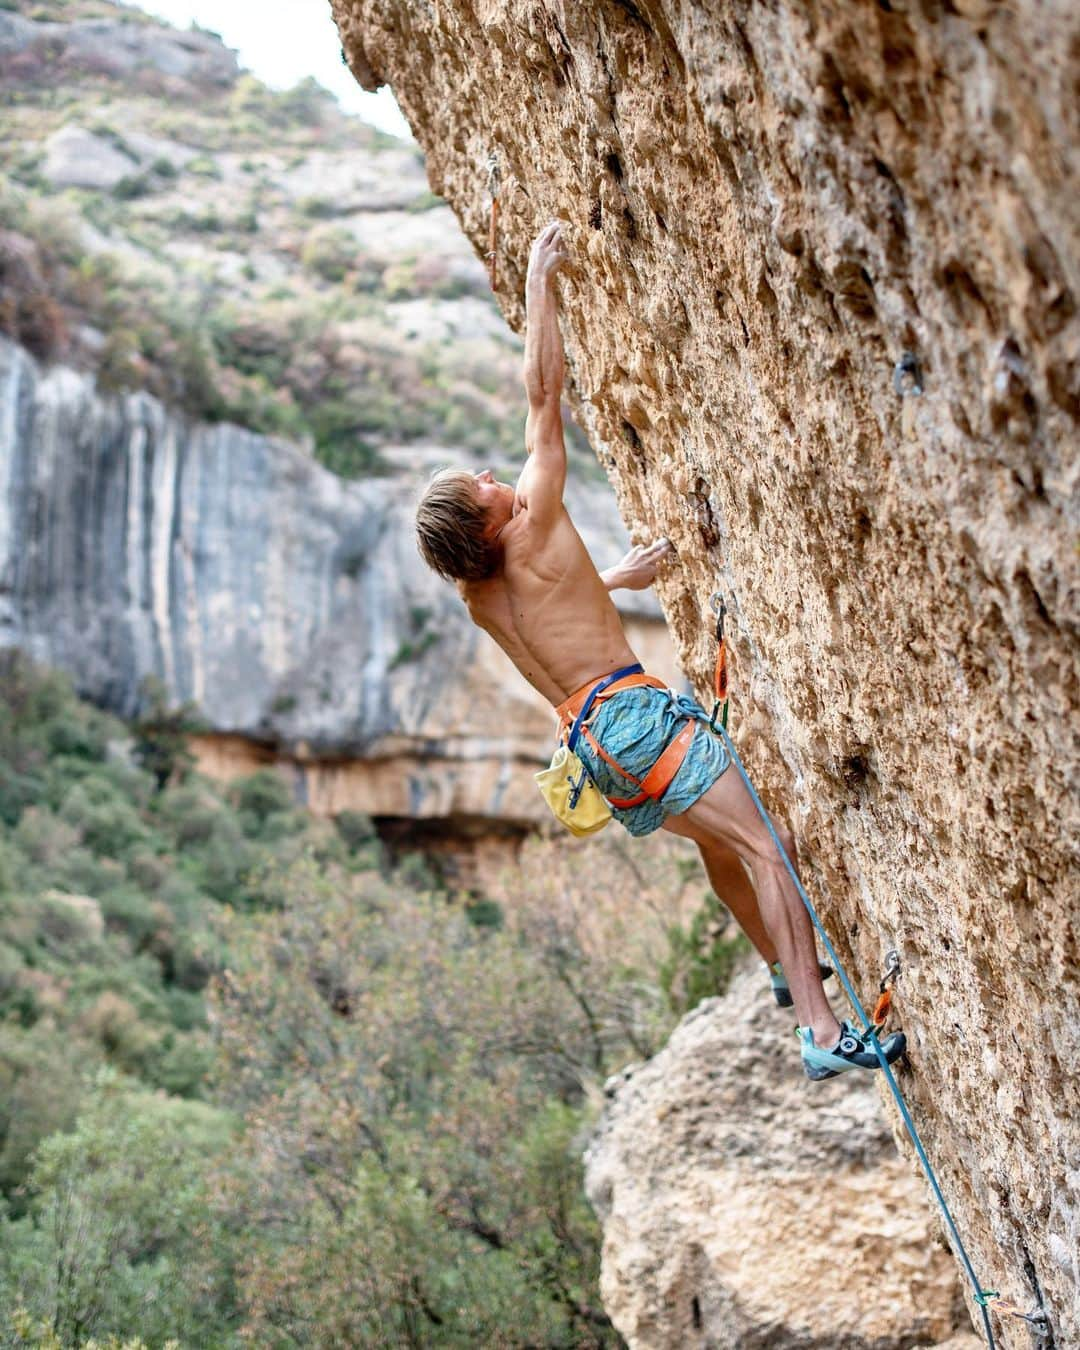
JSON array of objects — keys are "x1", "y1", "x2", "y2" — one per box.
[{"x1": 714, "y1": 719, "x2": 1002, "y2": 1347}]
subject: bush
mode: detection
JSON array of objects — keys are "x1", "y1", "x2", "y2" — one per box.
[
  {"x1": 659, "y1": 891, "x2": 749, "y2": 1016},
  {"x1": 232, "y1": 769, "x2": 293, "y2": 826},
  {"x1": 59, "y1": 779, "x2": 148, "y2": 858},
  {"x1": 300, "y1": 223, "x2": 358, "y2": 283},
  {"x1": 131, "y1": 676, "x2": 203, "y2": 790},
  {"x1": 0, "y1": 1072, "x2": 235, "y2": 1344}
]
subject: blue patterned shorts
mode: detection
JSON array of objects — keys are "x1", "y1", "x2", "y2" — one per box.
[{"x1": 574, "y1": 687, "x2": 731, "y2": 837}]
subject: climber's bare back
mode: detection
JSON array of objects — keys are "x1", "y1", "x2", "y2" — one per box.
[{"x1": 461, "y1": 498, "x2": 639, "y2": 706}]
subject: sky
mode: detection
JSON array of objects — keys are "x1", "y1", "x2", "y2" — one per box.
[{"x1": 128, "y1": 0, "x2": 413, "y2": 140}]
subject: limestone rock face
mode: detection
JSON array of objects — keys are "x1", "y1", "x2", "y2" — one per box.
[
  {"x1": 584, "y1": 966, "x2": 970, "y2": 1349},
  {"x1": 0, "y1": 337, "x2": 672, "y2": 826},
  {"x1": 332, "y1": 2, "x2": 1079, "y2": 1343}
]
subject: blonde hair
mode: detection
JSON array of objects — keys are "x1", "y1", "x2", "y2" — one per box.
[{"x1": 415, "y1": 469, "x2": 501, "y2": 582}]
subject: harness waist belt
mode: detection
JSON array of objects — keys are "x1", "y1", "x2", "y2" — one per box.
[{"x1": 556, "y1": 667, "x2": 667, "y2": 734}]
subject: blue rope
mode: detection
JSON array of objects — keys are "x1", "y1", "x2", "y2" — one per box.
[{"x1": 715, "y1": 723, "x2": 998, "y2": 1350}]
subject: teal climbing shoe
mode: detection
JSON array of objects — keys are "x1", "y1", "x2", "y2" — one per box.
[
  {"x1": 768, "y1": 959, "x2": 835, "y2": 1008},
  {"x1": 798, "y1": 1021, "x2": 907, "y2": 1081}
]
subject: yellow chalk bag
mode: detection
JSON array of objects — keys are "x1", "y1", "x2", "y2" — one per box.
[{"x1": 534, "y1": 745, "x2": 612, "y2": 836}]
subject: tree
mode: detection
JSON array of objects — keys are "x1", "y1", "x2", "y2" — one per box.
[{"x1": 130, "y1": 678, "x2": 204, "y2": 792}]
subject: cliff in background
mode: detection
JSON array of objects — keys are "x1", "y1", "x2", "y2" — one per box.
[
  {"x1": 0, "y1": 335, "x2": 672, "y2": 831},
  {"x1": 0, "y1": 0, "x2": 677, "y2": 842},
  {"x1": 331, "y1": 2, "x2": 1079, "y2": 1345}
]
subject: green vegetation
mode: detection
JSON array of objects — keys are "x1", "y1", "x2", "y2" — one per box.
[
  {"x1": 0, "y1": 0, "x2": 553, "y2": 483},
  {"x1": 0, "y1": 654, "x2": 746, "y2": 1346}
]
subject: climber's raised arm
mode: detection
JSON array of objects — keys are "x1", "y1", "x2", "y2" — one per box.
[{"x1": 517, "y1": 221, "x2": 568, "y2": 528}]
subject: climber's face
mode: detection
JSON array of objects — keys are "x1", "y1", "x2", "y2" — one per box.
[{"x1": 474, "y1": 469, "x2": 515, "y2": 536}]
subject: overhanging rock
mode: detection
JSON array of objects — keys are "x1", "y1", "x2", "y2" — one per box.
[{"x1": 331, "y1": 2, "x2": 1080, "y2": 1343}]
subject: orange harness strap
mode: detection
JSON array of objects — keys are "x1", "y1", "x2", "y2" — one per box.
[{"x1": 580, "y1": 718, "x2": 697, "y2": 809}]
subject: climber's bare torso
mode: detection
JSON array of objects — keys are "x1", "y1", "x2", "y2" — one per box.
[{"x1": 460, "y1": 495, "x2": 638, "y2": 707}]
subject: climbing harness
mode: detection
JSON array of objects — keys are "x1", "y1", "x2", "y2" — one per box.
[
  {"x1": 536, "y1": 663, "x2": 701, "y2": 831},
  {"x1": 706, "y1": 595, "x2": 1039, "y2": 1350},
  {"x1": 560, "y1": 664, "x2": 697, "y2": 810}
]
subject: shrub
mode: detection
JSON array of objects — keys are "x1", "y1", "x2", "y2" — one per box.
[
  {"x1": 232, "y1": 769, "x2": 293, "y2": 825},
  {"x1": 300, "y1": 223, "x2": 358, "y2": 283},
  {"x1": 111, "y1": 174, "x2": 149, "y2": 200},
  {"x1": 59, "y1": 780, "x2": 148, "y2": 858},
  {"x1": 131, "y1": 676, "x2": 202, "y2": 790},
  {"x1": 0, "y1": 1072, "x2": 235, "y2": 1344},
  {"x1": 659, "y1": 891, "x2": 749, "y2": 1016},
  {"x1": 334, "y1": 809, "x2": 375, "y2": 852}
]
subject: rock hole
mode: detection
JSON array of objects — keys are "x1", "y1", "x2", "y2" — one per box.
[
  {"x1": 841, "y1": 750, "x2": 873, "y2": 797},
  {"x1": 1047, "y1": 358, "x2": 1079, "y2": 417},
  {"x1": 940, "y1": 260, "x2": 990, "y2": 322},
  {"x1": 655, "y1": 211, "x2": 667, "y2": 232},
  {"x1": 621, "y1": 420, "x2": 643, "y2": 453},
  {"x1": 611, "y1": 0, "x2": 649, "y2": 27},
  {"x1": 745, "y1": 482, "x2": 763, "y2": 531},
  {"x1": 691, "y1": 476, "x2": 721, "y2": 548},
  {"x1": 622, "y1": 205, "x2": 638, "y2": 240},
  {"x1": 883, "y1": 40, "x2": 915, "y2": 70},
  {"x1": 950, "y1": 401, "x2": 973, "y2": 437},
  {"x1": 819, "y1": 54, "x2": 852, "y2": 121},
  {"x1": 605, "y1": 151, "x2": 624, "y2": 182},
  {"x1": 833, "y1": 261, "x2": 877, "y2": 321},
  {"x1": 691, "y1": 1295, "x2": 703, "y2": 1330},
  {"x1": 1013, "y1": 569, "x2": 1052, "y2": 626},
  {"x1": 756, "y1": 271, "x2": 778, "y2": 316},
  {"x1": 1046, "y1": 284, "x2": 1076, "y2": 335},
  {"x1": 589, "y1": 199, "x2": 602, "y2": 230},
  {"x1": 739, "y1": 313, "x2": 750, "y2": 346}
]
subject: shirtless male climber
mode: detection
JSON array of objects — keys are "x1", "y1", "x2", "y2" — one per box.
[{"x1": 415, "y1": 221, "x2": 906, "y2": 1081}]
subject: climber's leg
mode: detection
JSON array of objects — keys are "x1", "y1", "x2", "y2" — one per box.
[
  {"x1": 662, "y1": 770, "x2": 840, "y2": 1050},
  {"x1": 692, "y1": 841, "x2": 777, "y2": 965}
]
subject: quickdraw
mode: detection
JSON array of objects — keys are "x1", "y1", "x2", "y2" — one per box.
[
  {"x1": 708, "y1": 592, "x2": 729, "y2": 732},
  {"x1": 871, "y1": 948, "x2": 901, "y2": 1031},
  {"x1": 974, "y1": 1292, "x2": 1049, "y2": 1328},
  {"x1": 485, "y1": 152, "x2": 500, "y2": 291}
]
